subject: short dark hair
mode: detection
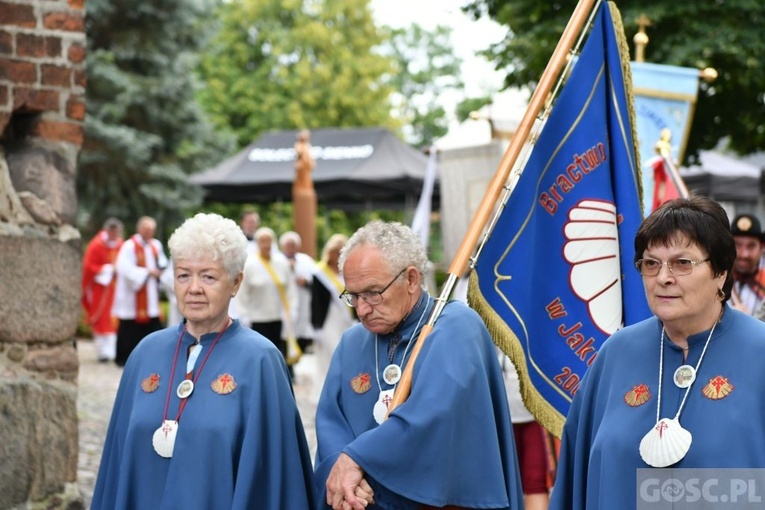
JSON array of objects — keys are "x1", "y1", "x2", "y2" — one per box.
[
  {"x1": 634, "y1": 195, "x2": 735, "y2": 302},
  {"x1": 103, "y1": 217, "x2": 123, "y2": 230}
]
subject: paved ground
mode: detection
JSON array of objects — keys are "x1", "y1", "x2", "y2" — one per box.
[{"x1": 75, "y1": 339, "x2": 320, "y2": 507}]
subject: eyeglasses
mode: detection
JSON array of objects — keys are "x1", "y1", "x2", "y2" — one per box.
[
  {"x1": 339, "y1": 268, "x2": 407, "y2": 308},
  {"x1": 635, "y1": 257, "x2": 710, "y2": 276}
]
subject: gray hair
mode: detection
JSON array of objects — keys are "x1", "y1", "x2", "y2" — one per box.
[
  {"x1": 339, "y1": 220, "x2": 428, "y2": 286},
  {"x1": 254, "y1": 226, "x2": 276, "y2": 241},
  {"x1": 136, "y1": 215, "x2": 156, "y2": 232},
  {"x1": 321, "y1": 233, "x2": 348, "y2": 263},
  {"x1": 168, "y1": 213, "x2": 248, "y2": 279},
  {"x1": 279, "y1": 230, "x2": 302, "y2": 248}
]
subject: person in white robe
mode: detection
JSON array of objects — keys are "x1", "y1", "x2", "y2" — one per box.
[
  {"x1": 112, "y1": 216, "x2": 168, "y2": 366},
  {"x1": 279, "y1": 231, "x2": 316, "y2": 354},
  {"x1": 238, "y1": 227, "x2": 298, "y2": 371},
  {"x1": 311, "y1": 234, "x2": 357, "y2": 398}
]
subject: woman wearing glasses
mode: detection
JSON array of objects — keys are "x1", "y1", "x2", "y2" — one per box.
[
  {"x1": 314, "y1": 220, "x2": 524, "y2": 510},
  {"x1": 551, "y1": 196, "x2": 765, "y2": 510}
]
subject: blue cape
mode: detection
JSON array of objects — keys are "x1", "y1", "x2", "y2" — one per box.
[
  {"x1": 92, "y1": 321, "x2": 317, "y2": 509},
  {"x1": 315, "y1": 297, "x2": 524, "y2": 509},
  {"x1": 551, "y1": 308, "x2": 765, "y2": 509}
]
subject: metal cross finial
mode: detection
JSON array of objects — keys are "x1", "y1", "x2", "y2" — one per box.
[{"x1": 634, "y1": 14, "x2": 652, "y2": 62}]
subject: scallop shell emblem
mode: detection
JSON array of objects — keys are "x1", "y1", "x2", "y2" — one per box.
[
  {"x1": 563, "y1": 199, "x2": 623, "y2": 335},
  {"x1": 639, "y1": 417, "x2": 692, "y2": 468},
  {"x1": 702, "y1": 375, "x2": 734, "y2": 400},
  {"x1": 211, "y1": 373, "x2": 237, "y2": 395},
  {"x1": 350, "y1": 373, "x2": 371, "y2": 394},
  {"x1": 624, "y1": 384, "x2": 651, "y2": 407},
  {"x1": 141, "y1": 373, "x2": 160, "y2": 393}
]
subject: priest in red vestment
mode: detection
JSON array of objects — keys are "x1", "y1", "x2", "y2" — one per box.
[{"x1": 82, "y1": 218, "x2": 124, "y2": 362}]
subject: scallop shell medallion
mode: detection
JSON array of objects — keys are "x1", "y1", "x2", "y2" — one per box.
[{"x1": 639, "y1": 417, "x2": 692, "y2": 468}]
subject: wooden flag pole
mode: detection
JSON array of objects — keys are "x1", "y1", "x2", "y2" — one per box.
[{"x1": 386, "y1": 0, "x2": 600, "y2": 417}]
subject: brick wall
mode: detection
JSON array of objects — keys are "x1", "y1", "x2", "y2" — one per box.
[
  {"x1": 0, "y1": 0, "x2": 86, "y2": 146},
  {"x1": 0, "y1": 3, "x2": 86, "y2": 506}
]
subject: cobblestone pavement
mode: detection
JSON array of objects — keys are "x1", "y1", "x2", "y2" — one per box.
[{"x1": 76, "y1": 339, "x2": 320, "y2": 508}]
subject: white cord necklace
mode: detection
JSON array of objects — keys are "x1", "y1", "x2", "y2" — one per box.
[
  {"x1": 372, "y1": 295, "x2": 430, "y2": 424},
  {"x1": 638, "y1": 315, "x2": 719, "y2": 468}
]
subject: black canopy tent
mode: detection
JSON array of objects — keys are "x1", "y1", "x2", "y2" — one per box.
[{"x1": 192, "y1": 127, "x2": 434, "y2": 211}]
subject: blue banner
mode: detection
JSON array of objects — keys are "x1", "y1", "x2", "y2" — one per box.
[
  {"x1": 470, "y1": 2, "x2": 652, "y2": 436},
  {"x1": 631, "y1": 62, "x2": 700, "y2": 214}
]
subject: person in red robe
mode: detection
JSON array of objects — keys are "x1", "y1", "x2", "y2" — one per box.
[{"x1": 82, "y1": 218, "x2": 124, "y2": 362}]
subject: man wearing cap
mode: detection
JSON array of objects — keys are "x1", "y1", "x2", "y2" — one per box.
[{"x1": 731, "y1": 213, "x2": 765, "y2": 315}]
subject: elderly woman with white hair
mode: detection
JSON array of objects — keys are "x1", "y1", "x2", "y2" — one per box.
[
  {"x1": 239, "y1": 226, "x2": 299, "y2": 371},
  {"x1": 92, "y1": 213, "x2": 316, "y2": 509}
]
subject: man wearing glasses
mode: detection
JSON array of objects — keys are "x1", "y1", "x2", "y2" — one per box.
[{"x1": 314, "y1": 220, "x2": 524, "y2": 510}]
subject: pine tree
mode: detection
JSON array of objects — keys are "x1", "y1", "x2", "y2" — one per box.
[{"x1": 79, "y1": 0, "x2": 234, "y2": 238}]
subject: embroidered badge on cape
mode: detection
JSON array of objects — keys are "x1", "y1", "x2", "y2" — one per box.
[
  {"x1": 211, "y1": 373, "x2": 237, "y2": 395},
  {"x1": 702, "y1": 375, "x2": 734, "y2": 400},
  {"x1": 141, "y1": 373, "x2": 160, "y2": 393},
  {"x1": 350, "y1": 373, "x2": 371, "y2": 394},
  {"x1": 624, "y1": 384, "x2": 651, "y2": 407}
]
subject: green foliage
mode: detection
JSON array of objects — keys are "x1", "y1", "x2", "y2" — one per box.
[
  {"x1": 196, "y1": 0, "x2": 398, "y2": 148},
  {"x1": 379, "y1": 24, "x2": 465, "y2": 148},
  {"x1": 77, "y1": 0, "x2": 461, "y2": 248},
  {"x1": 198, "y1": 202, "x2": 405, "y2": 254},
  {"x1": 456, "y1": 96, "x2": 493, "y2": 122},
  {"x1": 79, "y1": 0, "x2": 235, "y2": 241},
  {"x1": 463, "y1": 0, "x2": 765, "y2": 158}
]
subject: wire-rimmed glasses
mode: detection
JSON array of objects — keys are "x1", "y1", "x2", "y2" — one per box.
[
  {"x1": 635, "y1": 257, "x2": 710, "y2": 276},
  {"x1": 339, "y1": 268, "x2": 407, "y2": 308}
]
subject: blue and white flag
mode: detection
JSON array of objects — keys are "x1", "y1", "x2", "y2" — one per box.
[
  {"x1": 469, "y1": 2, "x2": 652, "y2": 437},
  {"x1": 631, "y1": 62, "x2": 700, "y2": 214}
]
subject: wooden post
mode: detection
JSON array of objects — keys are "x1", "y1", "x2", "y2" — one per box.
[{"x1": 292, "y1": 129, "x2": 317, "y2": 258}]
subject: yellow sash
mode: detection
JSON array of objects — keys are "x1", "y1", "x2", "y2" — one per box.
[
  {"x1": 317, "y1": 260, "x2": 354, "y2": 318},
  {"x1": 260, "y1": 256, "x2": 302, "y2": 364}
]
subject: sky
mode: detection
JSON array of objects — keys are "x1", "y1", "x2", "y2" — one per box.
[{"x1": 369, "y1": 0, "x2": 508, "y2": 102}]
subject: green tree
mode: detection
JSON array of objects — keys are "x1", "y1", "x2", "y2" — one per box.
[
  {"x1": 197, "y1": 0, "x2": 397, "y2": 148},
  {"x1": 199, "y1": 201, "x2": 405, "y2": 253},
  {"x1": 456, "y1": 95, "x2": 493, "y2": 122},
  {"x1": 379, "y1": 24, "x2": 465, "y2": 148},
  {"x1": 464, "y1": 0, "x2": 765, "y2": 157},
  {"x1": 79, "y1": 0, "x2": 235, "y2": 240}
]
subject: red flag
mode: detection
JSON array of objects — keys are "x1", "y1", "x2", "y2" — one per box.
[{"x1": 651, "y1": 156, "x2": 680, "y2": 210}]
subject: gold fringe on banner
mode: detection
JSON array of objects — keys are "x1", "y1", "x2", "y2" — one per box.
[
  {"x1": 608, "y1": 1, "x2": 644, "y2": 210},
  {"x1": 467, "y1": 2, "x2": 643, "y2": 440},
  {"x1": 468, "y1": 270, "x2": 567, "y2": 438}
]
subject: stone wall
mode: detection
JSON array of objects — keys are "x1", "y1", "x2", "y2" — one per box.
[{"x1": 0, "y1": 0, "x2": 85, "y2": 508}]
